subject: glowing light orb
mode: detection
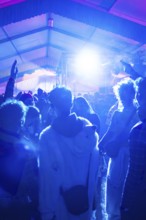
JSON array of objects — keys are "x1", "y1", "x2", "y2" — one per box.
[{"x1": 74, "y1": 48, "x2": 100, "y2": 76}]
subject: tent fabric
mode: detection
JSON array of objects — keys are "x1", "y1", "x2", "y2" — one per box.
[{"x1": 1, "y1": 0, "x2": 146, "y2": 44}]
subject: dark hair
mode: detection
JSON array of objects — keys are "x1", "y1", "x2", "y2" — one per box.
[
  {"x1": 26, "y1": 106, "x2": 40, "y2": 119},
  {"x1": 49, "y1": 86, "x2": 73, "y2": 116},
  {"x1": 72, "y1": 96, "x2": 94, "y2": 116},
  {"x1": 113, "y1": 78, "x2": 136, "y2": 108},
  {"x1": 0, "y1": 99, "x2": 27, "y2": 132}
]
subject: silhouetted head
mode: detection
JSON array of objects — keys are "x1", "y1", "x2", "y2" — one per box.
[
  {"x1": 49, "y1": 86, "x2": 73, "y2": 117},
  {"x1": 19, "y1": 92, "x2": 34, "y2": 106},
  {"x1": 0, "y1": 99, "x2": 27, "y2": 134},
  {"x1": 113, "y1": 77, "x2": 136, "y2": 108},
  {"x1": 72, "y1": 96, "x2": 93, "y2": 117},
  {"x1": 24, "y1": 106, "x2": 41, "y2": 137}
]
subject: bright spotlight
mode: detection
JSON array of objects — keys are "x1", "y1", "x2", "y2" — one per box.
[{"x1": 74, "y1": 48, "x2": 100, "y2": 76}]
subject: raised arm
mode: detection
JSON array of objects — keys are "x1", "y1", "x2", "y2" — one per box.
[{"x1": 4, "y1": 60, "x2": 18, "y2": 100}]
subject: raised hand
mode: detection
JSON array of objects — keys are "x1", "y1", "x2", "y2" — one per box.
[
  {"x1": 120, "y1": 60, "x2": 133, "y2": 73},
  {"x1": 10, "y1": 60, "x2": 18, "y2": 80},
  {"x1": 120, "y1": 60, "x2": 140, "y2": 79}
]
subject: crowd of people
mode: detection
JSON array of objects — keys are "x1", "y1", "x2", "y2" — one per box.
[{"x1": 0, "y1": 60, "x2": 146, "y2": 220}]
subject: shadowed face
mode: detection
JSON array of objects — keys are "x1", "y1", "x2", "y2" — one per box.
[
  {"x1": 137, "y1": 105, "x2": 146, "y2": 121},
  {"x1": 136, "y1": 79, "x2": 146, "y2": 121},
  {"x1": 136, "y1": 88, "x2": 146, "y2": 107}
]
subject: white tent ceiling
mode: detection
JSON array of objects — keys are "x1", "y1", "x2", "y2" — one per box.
[{"x1": 0, "y1": 0, "x2": 146, "y2": 94}]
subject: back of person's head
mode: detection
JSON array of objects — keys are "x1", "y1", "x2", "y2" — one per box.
[
  {"x1": 0, "y1": 99, "x2": 27, "y2": 134},
  {"x1": 19, "y1": 92, "x2": 34, "y2": 106},
  {"x1": 113, "y1": 77, "x2": 136, "y2": 108},
  {"x1": 49, "y1": 86, "x2": 73, "y2": 116},
  {"x1": 26, "y1": 106, "x2": 40, "y2": 119},
  {"x1": 72, "y1": 96, "x2": 93, "y2": 116},
  {"x1": 25, "y1": 106, "x2": 41, "y2": 136}
]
